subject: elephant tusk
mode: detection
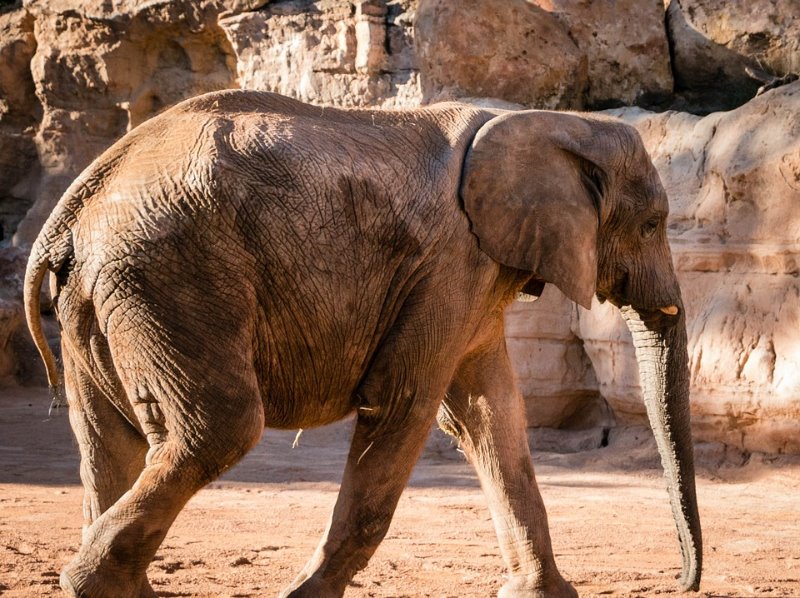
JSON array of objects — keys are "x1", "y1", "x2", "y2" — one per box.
[{"x1": 659, "y1": 305, "x2": 679, "y2": 316}]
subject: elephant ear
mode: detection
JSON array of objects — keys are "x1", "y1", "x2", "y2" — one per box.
[{"x1": 461, "y1": 111, "x2": 606, "y2": 309}]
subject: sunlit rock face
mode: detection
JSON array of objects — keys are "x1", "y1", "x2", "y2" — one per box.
[
  {"x1": 527, "y1": 0, "x2": 674, "y2": 109},
  {"x1": 609, "y1": 83, "x2": 800, "y2": 454},
  {"x1": 505, "y1": 288, "x2": 610, "y2": 431},
  {"x1": 0, "y1": 8, "x2": 39, "y2": 246},
  {"x1": 6, "y1": 0, "x2": 420, "y2": 248},
  {"x1": 414, "y1": 0, "x2": 674, "y2": 110},
  {"x1": 220, "y1": 0, "x2": 420, "y2": 109},
  {"x1": 11, "y1": 0, "x2": 238, "y2": 246},
  {"x1": 512, "y1": 83, "x2": 800, "y2": 453},
  {"x1": 0, "y1": 247, "x2": 26, "y2": 384},
  {"x1": 415, "y1": 0, "x2": 587, "y2": 109},
  {"x1": 0, "y1": 246, "x2": 50, "y2": 386}
]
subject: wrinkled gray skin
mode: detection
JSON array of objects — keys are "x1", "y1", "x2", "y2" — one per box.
[{"x1": 25, "y1": 91, "x2": 701, "y2": 597}]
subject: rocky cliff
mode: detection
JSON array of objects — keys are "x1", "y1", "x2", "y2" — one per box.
[{"x1": 1, "y1": 0, "x2": 797, "y2": 453}]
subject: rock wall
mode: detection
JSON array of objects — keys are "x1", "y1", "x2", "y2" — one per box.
[
  {"x1": 3, "y1": 0, "x2": 421, "y2": 248},
  {"x1": 0, "y1": 7, "x2": 38, "y2": 245},
  {"x1": 667, "y1": 0, "x2": 800, "y2": 112},
  {"x1": 505, "y1": 289, "x2": 611, "y2": 430},
  {"x1": 610, "y1": 84, "x2": 800, "y2": 453},
  {"x1": 220, "y1": 0, "x2": 419, "y2": 108},
  {"x1": 415, "y1": 0, "x2": 588, "y2": 108},
  {"x1": 0, "y1": 0, "x2": 797, "y2": 453}
]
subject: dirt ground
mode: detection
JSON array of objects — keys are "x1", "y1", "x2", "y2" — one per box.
[{"x1": 1, "y1": 387, "x2": 799, "y2": 597}]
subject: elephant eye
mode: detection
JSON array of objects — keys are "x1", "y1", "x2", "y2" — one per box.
[{"x1": 641, "y1": 217, "x2": 660, "y2": 239}]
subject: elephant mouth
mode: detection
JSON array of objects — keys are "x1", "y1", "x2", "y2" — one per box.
[
  {"x1": 597, "y1": 271, "x2": 681, "y2": 326},
  {"x1": 595, "y1": 268, "x2": 630, "y2": 308},
  {"x1": 597, "y1": 293, "x2": 680, "y2": 333},
  {"x1": 619, "y1": 305, "x2": 681, "y2": 334}
]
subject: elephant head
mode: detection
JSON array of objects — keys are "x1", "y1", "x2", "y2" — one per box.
[{"x1": 461, "y1": 111, "x2": 702, "y2": 592}]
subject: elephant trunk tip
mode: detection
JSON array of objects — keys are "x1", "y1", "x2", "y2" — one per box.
[
  {"x1": 678, "y1": 527, "x2": 702, "y2": 593},
  {"x1": 679, "y1": 569, "x2": 701, "y2": 593}
]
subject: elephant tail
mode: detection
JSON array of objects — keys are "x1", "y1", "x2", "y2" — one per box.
[
  {"x1": 24, "y1": 148, "x2": 122, "y2": 408},
  {"x1": 24, "y1": 239, "x2": 66, "y2": 403},
  {"x1": 24, "y1": 183, "x2": 86, "y2": 405}
]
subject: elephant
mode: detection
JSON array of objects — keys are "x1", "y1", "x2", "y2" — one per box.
[{"x1": 24, "y1": 90, "x2": 701, "y2": 597}]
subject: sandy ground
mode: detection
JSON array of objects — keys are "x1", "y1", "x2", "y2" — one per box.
[{"x1": 1, "y1": 387, "x2": 799, "y2": 597}]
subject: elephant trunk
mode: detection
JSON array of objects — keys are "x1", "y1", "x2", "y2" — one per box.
[{"x1": 621, "y1": 304, "x2": 702, "y2": 592}]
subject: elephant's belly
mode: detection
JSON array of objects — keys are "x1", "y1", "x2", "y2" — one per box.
[
  {"x1": 253, "y1": 326, "x2": 373, "y2": 430},
  {"x1": 249, "y1": 245, "x2": 416, "y2": 430},
  {"x1": 260, "y1": 387, "x2": 358, "y2": 430}
]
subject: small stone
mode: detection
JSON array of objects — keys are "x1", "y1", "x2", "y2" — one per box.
[{"x1": 230, "y1": 556, "x2": 252, "y2": 567}]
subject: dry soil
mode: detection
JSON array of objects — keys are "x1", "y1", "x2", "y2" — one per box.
[{"x1": 1, "y1": 387, "x2": 798, "y2": 597}]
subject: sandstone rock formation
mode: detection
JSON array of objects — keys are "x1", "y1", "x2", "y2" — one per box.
[
  {"x1": 416, "y1": 0, "x2": 676, "y2": 110},
  {"x1": 0, "y1": 247, "x2": 26, "y2": 384},
  {"x1": 609, "y1": 82, "x2": 800, "y2": 453},
  {"x1": 14, "y1": 0, "x2": 238, "y2": 245},
  {"x1": 415, "y1": 0, "x2": 587, "y2": 108},
  {"x1": 0, "y1": 8, "x2": 39, "y2": 245},
  {"x1": 9, "y1": 0, "x2": 420, "y2": 247},
  {"x1": 505, "y1": 288, "x2": 610, "y2": 429},
  {"x1": 0, "y1": 246, "x2": 49, "y2": 385},
  {"x1": 219, "y1": 0, "x2": 419, "y2": 109},
  {"x1": 508, "y1": 82, "x2": 800, "y2": 453},
  {"x1": 667, "y1": 0, "x2": 800, "y2": 112},
  {"x1": 9, "y1": 0, "x2": 794, "y2": 247},
  {"x1": 529, "y1": 0, "x2": 673, "y2": 108}
]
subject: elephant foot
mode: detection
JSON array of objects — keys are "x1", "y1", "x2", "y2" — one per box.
[
  {"x1": 498, "y1": 572, "x2": 578, "y2": 598},
  {"x1": 60, "y1": 558, "x2": 156, "y2": 598},
  {"x1": 280, "y1": 574, "x2": 344, "y2": 598}
]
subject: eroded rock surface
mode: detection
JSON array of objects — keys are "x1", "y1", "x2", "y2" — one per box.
[
  {"x1": 14, "y1": 0, "x2": 238, "y2": 246},
  {"x1": 667, "y1": 0, "x2": 800, "y2": 112},
  {"x1": 415, "y1": 0, "x2": 587, "y2": 108},
  {"x1": 570, "y1": 83, "x2": 800, "y2": 453},
  {"x1": 0, "y1": 8, "x2": 39, "y2": 245},
  {"x1": 505, "y1": 288, "x2": 610, "y2": 429},
  {"x1": 509, "y1": 83, "x2": 799, "y2": 453},
  {"x1": 219, "y1": 0, "x2": 419, "y2": 108},
  {"x1": 0, "y1": 246, "x2": 49, "y2": 385},
  {"x1": 9, "y1": 0, "x2": 420, "y2": 247},
  {"x1": 530, "y1": 0, "x2": 673, "y2": 108}
]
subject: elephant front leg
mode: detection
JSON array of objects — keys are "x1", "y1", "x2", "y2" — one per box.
[
  {"x1": 440, "y1": 333, "x2": 577, "y2": 598},
  {"x1": 281, "y1": 397, "x2": 441, "y2": 598}
]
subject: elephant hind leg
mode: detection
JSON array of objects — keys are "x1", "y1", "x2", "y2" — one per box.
[
  {"x1": 56, "y1": 289, "x2": 154, "y2": 596},
  {"x1": 60, "y1": 312, "x2": 265, "y2": 598},
  {"x1": 62, "y1": 342, "x2": 148, "y2": 537}
]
